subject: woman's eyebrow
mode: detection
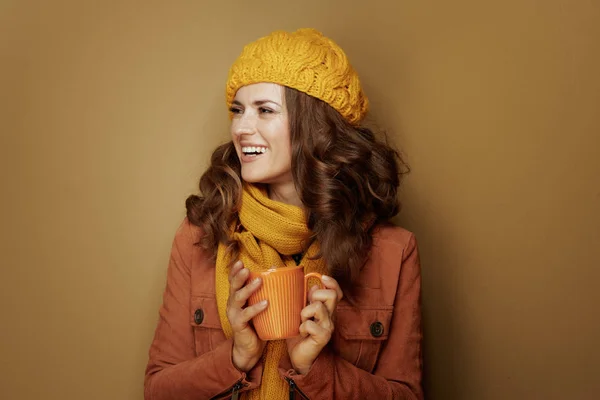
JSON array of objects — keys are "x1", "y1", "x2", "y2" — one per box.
[{"x1": 232, "y1": 99, "x2": 282, "y2": 107}]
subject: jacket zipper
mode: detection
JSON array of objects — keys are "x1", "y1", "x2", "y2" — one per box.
[
  {"x1": 210, "y1": 380, "x2": 244, "y2": 400},
  {"x1": 288, "y1": 378, "x2": 295, "y2": 400},
  {"x1": 231, "y1": 381, "x2": 243, "y2": 400},
  {"x1": 285, "y1": 377, "x2": 310, "y2": 400}
]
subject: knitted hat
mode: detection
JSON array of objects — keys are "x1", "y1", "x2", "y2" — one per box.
[{"x1": 226, "y1": 28, "x2": 368, "y2": 125}]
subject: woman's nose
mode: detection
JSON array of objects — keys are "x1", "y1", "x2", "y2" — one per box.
[{"x1": 233, "y1": 112, "x2": 257, "y2": 136}]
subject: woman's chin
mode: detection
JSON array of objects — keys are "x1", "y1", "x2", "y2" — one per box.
[{"x1": 241, "y1": 172, "x2": 267, "y2": 184}]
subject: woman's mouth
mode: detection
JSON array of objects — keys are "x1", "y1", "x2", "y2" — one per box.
[{"x1": 241, "y1": 146, "x2": 268, "y2": 162}]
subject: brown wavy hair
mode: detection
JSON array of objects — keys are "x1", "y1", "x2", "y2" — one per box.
[{"x1": 186, "y1": 87, "x2": 409, "y2": 298}]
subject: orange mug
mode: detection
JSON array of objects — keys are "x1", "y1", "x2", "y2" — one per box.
[{"x1": 247, "y1": 265, "x2": 323, "y2": 341}]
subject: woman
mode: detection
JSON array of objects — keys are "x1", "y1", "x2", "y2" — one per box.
[{"x1": 145, "y1": 28, "x2": 423, "y2": 400}]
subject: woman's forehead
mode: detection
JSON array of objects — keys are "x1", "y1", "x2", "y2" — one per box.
[{"x1": 234, "y1": 82, "x2": 284, "y2": 103}]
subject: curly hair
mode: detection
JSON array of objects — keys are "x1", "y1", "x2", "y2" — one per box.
[{"x1": 186, "y1": 87, "x2": 409, "y2": 298}]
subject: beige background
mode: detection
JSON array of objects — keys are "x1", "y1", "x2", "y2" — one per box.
[{"x1": 1, "y1": 1, "x2": 599, "y2": 399}]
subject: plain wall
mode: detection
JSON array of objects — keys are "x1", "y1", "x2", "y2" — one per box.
[{"x1": 1, "y1": 1, "x2": 599, "y2": 399}]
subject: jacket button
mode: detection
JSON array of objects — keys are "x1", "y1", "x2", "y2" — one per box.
[
  {"x1": 370, "y1": 321, "x2": 384, "y2": 337},
  {"x1": 194, "y1": 309, "x2": 204, "y2": 325}
]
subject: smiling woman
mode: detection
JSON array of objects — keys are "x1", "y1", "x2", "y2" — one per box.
[
  {"x1": 229, "y1": 83, "x2": 295, "y2": 203},
  {"x1": 144, "y1": 28, "x2": 423, "y2": 400}
]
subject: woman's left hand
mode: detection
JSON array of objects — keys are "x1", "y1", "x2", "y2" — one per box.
[{"x1": 285, "y1": 275, "x2": 344, "y2": 375}]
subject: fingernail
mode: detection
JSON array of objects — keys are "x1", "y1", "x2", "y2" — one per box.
[
  {"x1": 260, "y1": 300, "x2": 268, "y2": 306},
  {"x1": 322, "y1": 275, "x2": 331, "y2": 281},
  {"x1": 253, "y1": 277, "x2": 261, "y2": 285}
]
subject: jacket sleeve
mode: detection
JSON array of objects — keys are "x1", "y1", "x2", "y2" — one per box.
[
  {"x1": 279, "y1": 233, "x2": 424, "y2": 400},
  {"x1": 144, "y1": 219, "x2": 263, "y2": 400}
]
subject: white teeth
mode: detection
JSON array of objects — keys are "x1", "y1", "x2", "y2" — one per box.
[{"x1": 242, "y1": 146, "x2": 267, "y2": 154}]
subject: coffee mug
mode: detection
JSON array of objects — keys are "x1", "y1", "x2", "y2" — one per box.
[{"x1": 247, "y1": 265, "x2": 323, "y2": 341}]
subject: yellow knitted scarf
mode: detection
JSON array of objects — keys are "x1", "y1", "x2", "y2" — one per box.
[{"x1": 216, "y1": 184, "x2": 327, "y2": 400}]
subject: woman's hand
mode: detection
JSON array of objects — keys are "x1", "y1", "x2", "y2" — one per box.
[
  {"x1": 285, "y1": 275, "x2": 344, "y2": 375},
  {"x1": 227, "y1": 260, "x2": 268, "y2": 372}
]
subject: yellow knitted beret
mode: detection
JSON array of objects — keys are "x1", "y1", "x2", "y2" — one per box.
[{"x1": 226, "y1": 28, "x2": 369, "y2": 125}]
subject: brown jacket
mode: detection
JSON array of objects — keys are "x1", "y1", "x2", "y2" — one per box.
[{"x1": 144, "y1": 218, "x2": 423, "y2": 400}]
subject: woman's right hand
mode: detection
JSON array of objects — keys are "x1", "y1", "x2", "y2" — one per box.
[{"x1": 227, "y1": 260, "x2": 268, "y2": 372}]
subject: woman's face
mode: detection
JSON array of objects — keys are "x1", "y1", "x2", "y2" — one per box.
[{"x1": 230, "y1": 83, "x2": 293, "y2": 186}]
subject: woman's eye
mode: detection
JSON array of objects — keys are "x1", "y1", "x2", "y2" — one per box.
[
  {"x1": 259, "y1": 107, "x2": 273, "y2": 114},
  {"x1": 229, "y1": 107, "x2": 243, "y2": 114}
]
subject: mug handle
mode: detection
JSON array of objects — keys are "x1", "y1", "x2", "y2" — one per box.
[{"x1": 303, "y1": 272, "x2": 324, "y2": 306}]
